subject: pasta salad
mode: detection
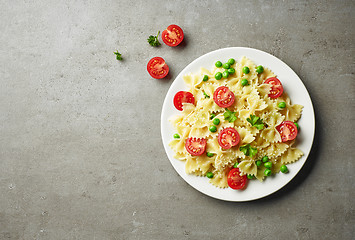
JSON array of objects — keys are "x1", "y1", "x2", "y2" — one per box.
[{"x1": 169, "y1": 56, "x2": 303, "y2": 189}]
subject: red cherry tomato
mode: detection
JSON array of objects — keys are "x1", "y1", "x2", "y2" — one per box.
[
  {"x1": 213, "y1": 86, "x2": 235, "y2": 108},
  {"x1": 185, "y1": 137, "x2": 207, "y2": 156},
  {"x1": 173, "y1": 91, "x2": 195, "y2": 111},
  {"x1": 276, "y1": 121, "x2": 298, "y2": 142},
  {"x1": 218, "y1": 127, "x2": 240, "y2": 149},
  {"x1": 227, "y1": 168, "x2": 247, "y2": 190},
  {"x1": 265, "y1": 77, "x2": 283, "y2": 98},
  {"x1": 162, "y1": 24, "x2": 184, "y2": 47},
  {"x1": 147, "y1": 57, "x2": 169, "y2": 79}
]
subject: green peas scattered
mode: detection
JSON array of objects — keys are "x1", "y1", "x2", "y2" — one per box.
[
  {"x1": 206, "y1": 172, "x2": 214, "y2": 178},
  {"x1": 262, "y1": 156, "x2": 269, "y2": 163},
  {"x1": 280, "y1": 165, "x2": 288, "y2": 173},
  {"x1": 222, "y1": 63, "x2": 230, "y2": 69},
  {"x1": 212, "y1": 118, "x2": 220, "y2": 125},
  {"x1": 264, "y1": 169, "x2": 272, "y2": 176},
  {"x1": 215, "y1": 61, "x2": 222, "y2": 68},
  {"x1": 233, "y1": 162, "x2": 239, "y2": 168},
  {"x1": 228, "y1": 67, "x2": 235, "y2": 74},
  {"x1": 215, "y1": 72, "x2": 222, "y2": 80},
  {"x1": 256, "y1": 65, "x2": 264, "y2": 74},
  {"x1": 278, "y1": 102, "x2": 286, "y2": 108},
  {"x1": 227, "y1": 58, "x2": 235, "y2": 65},
  {"x1": 206, "y1": 152, "x2": 214, "y2": 157},
  {"x1": 294, "y1": 122, "x2": 300, "y2": 130},
  {"x1": 247, "y1": 174, "x2": 254, "y2": 180},
  {"x1": 264, "y1": 161, "x2": 272, "y2": 169},
  {"x1": 209, "y1": 125, "x2": 217, "y2": 132},
  {"x1": 242, "y1": 66, "x2": 250, "y2": 74},
  {"x1": 241, "y1": 79, "x2": 249, "y2": 86},
  {"x1": 203, "y1": 75, "x2": 209, "y2": 81},
  {"x1": 222, "y1": 70, "x2": 229, "y2": 79},
  {"x1": 173, "y1": 133, "x2": 180, "y2": 139},
  {"x1": 256, "y1": 160, "x2": 262, "y2": 167},
  {"x1": 210, "y1": 113, "x2": 216, "y2": 119}
]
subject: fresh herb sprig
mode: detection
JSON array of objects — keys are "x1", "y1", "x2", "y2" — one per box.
[
  {"x1": 224, "y1": 109, "x2": 237, "y2": 123},
  {"x1": 147, "y1": 31, "x2": 161, "y2": 47},
  {"x1": 240, "y1": 144, "x2": 258, "y2": 157},
  {"x1": 247, "y1": 115, "x2": 264, "y2": 130},
  {"x1": 114, "y1": 51, "x2": 122, "y2": 61}
]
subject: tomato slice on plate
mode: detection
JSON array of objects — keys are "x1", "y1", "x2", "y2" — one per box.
[
  {"x1": 147, "y1": 57, "x2": 169, "y2": 79},
  {"x1": 227, "y1": 168, "x2": 247, "y2": 190},
  {"x1": 265, "y1": 77, "x2": 283, "y2": 98},
  {"x1": 185, "y1": 137, "x2": 207, "y2": 156},
  {"x1": 173, "y1": 91, "x2": 195, "y2": 111},
  {"x1": 213, "y1": 86, "x2": 235, "y2": 108},
  {"x1": 162, "y1": 24, "x2": 184, "y2": 47},
  {"x1": 218, "y1": 127, "x2": 240, "y2": 149},
  {"x1": 276, "y1": 121, "x2": 298, "y2": 142}
]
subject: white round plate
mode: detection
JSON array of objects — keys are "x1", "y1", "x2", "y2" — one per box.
[{"x1": 161, "y1": 47, "x2": 315, "y2": 202}]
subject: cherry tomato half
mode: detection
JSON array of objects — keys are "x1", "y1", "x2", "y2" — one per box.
[
  {"x1": 265, "y1": 77, "x2": 283, "y2": 98},
  {"x1": 227, "y1": 168, "x2": 247, "y2": 190},
  {"x1": 162, "y1": 24, "x2": 184, "y2": 47},
  {"x1": 213, "y1": 86, "x2": 235, "y2": 108},
  {"x1": 276, "y1": 121, "x2": 298, "y2": 142},
  {"x1": 185, "y1": 137, "x2": 207, "y2": 156},
  {"x1": 218, "y1": 127, "x2": 240, "y2": 149},
  {"x1": 173, "y1": 91, "x2": 195, "y2": 111},
  {"x1": 147, "y1": 57, "x2": 169, "y2": 79}
]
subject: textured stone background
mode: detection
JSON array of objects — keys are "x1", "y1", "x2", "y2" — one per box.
[{"x1": 0, "y1": 0, "x2": 354, "y2": 239}]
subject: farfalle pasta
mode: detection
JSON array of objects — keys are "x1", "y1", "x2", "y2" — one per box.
[{"x1": 169, "y1": 56, "x2": 303, "y2": 189}]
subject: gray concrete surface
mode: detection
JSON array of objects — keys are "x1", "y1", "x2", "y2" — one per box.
[{"x1": 0, "y1": 0, "x2": 354, "y2": 239}]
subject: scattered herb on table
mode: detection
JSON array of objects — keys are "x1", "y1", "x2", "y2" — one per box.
[
  {"x1": 147, "y1": 31, "x2": 161, "y2": 47},
  {"x1": 114, "y1": 51, "x2": 122, "y2": 60}
]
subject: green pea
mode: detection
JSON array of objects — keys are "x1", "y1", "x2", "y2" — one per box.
[
  {"x1": 262, "y1": 156, "x2": 269, "y2": 163},
  {"x1": 278, "y1": 102, "x2": 286, "y2": 108},
  {"x1": 173, "y1": 133, "x2": 180, "y2": 139},
  {"x1": 227, "y1": 58, "x2": 235, "y2": 65},
  {"x1": 264, "y1": 169, "x2": 272, "y2": 176},
  {"x1": 209, "y1": 125, "x2": 217, "y2": 132},
  {"x1": 294, "y1": 122, "x2": 300, "y2": 130},
  {"x1": 264, "y1": 161, "x2": 272, "y2": 169},
  {"x1": 280, "y1": 165, "x2": 288, "y2": 173},
  {"x1": 206, "y1": 152, "x2": 214, "y2": 157},
  {"x1": 233, "y1": 162, "x2": 239, "y2": 168},
  {"x1": 210, "y1": 113, "x2": 216, "y2": 119},
  {"x1": 212, "y1": 118, "x2": 220, "y2": 125},
  {"x1": 206, "y1": 172, "x2": 214, "y2": 178},
  {"x1": 242, "y1": 66, "x2": 250, "y2": 74},
  {"x1": 215, "y1": 72, "x2": 222, "y2": 80},
  {"x1": 256, "y1": 160, "x2": 262, "y2": 167},
  {"x1": 228, "y1": 67, "x2": 235, "y2": 74},
  {"x1": 247, "y1": 174, "x2": 254, "y2": 179},
  {"x1": 203, "y1": 75, "x2": 209, "y2": 81},
  {"x1": 215, "y1": 61, "x2": 222, "y2": 68},
  {"x1": 241, "y1": 79, "x2": 249, "y2": 86},
  {"x1": 256, "y1": 65, "x2": 264, "y2": 74},
  {"x1": 222, "y1": 63, "x2": 230, "y2": 69},
  {"x1": 222, "y1": 70, "x2": 229, "y2": 79}
]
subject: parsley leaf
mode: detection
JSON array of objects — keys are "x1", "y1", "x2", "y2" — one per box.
[
  {"x1": 224, "y1": 109, "x2": 237, "y2": 123},
  {"x1": 147, "y1": 31, "x2": 161, "y2": 47},
  {"x1": 239, "y1": 144, "x2": 258, "y2": 157},
  {"x1": 114, "y1": 51, "x2": 122, "y2": 61},
  {"x1": 247, "y1": 115, "x2": 264, "y2": 130},
  {"x1": 203, "y1": 91, "x2": 210, "y2": 98}
]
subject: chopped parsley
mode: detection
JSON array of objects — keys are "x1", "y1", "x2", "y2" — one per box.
[
  {"x1": 247, "y1": 115, "x2": 264, "y2": 130},
  {"x1": 147, "y1": 31, "x2": 161, "y2": 47},
  {"x1": 203, "y1": 91, "x2": 210, "y2": 98},
  {"x1": 224, "y1": 109, "x2": 237, "y2": 123},
  {"x1": 114, "y1": 51, "x2": 122, "y2": 61},
  {"x1": 239, "y1": 144, "x2": 258, "y2": 157}
]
